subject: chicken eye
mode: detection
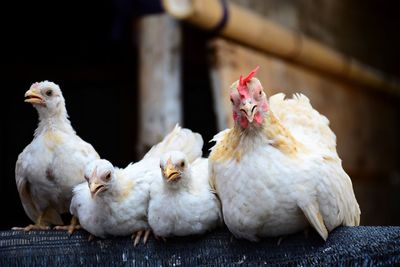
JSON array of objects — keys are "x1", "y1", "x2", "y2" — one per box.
[
  {"x1": 45, "y1": 89, "x2": 53, "y2": 97},
  {"x1": 105, "y1": 172, "x2": 111, "y2": 180},
  {"x1": 180, "y1": 161, "x2": 185, "y2": 168},
  {"x1": 259, "y1": 90, "x2": 262, "y2": 96}
]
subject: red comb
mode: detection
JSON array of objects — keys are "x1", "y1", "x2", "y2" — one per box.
[
  {"x1": 239, "y1": 66, "x2": 260, "y2": 86},
  {"x1": 237, "y1": 66, "x2": 260, "y2": 99}
]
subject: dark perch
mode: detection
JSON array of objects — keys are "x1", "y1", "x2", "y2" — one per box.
[{"x1": 0, "y1": 226, "x2": 399, "y2": 266}]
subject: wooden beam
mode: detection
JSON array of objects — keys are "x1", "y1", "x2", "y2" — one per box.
[
  {"x1": 163, "y1": 0, "x2": 400, "y2": 96},
  {"x1": 138, "y1": 14, "x2": 182, "y2": 156}
]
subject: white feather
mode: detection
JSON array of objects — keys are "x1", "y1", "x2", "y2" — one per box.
[
  {"x1": 16, "y1": 81, "x2": 99, "y2": 225},
  {"x1": 143, "y1": 124, "x2": 203, "y2": 163},
  {"x1": 149, "y1": 154, "x2": 222, "y2": 237},
  {"x1": 210, "y1": 93, "x2": 360, "y2": 241},
  {"x1": 269, "y1": 93, "x2": 337, "y2": 157},
  {"x1": 71, "y1": 127, "x2": 205, "y2": 238}
]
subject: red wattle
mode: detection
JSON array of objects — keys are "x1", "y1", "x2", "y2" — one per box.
[
  {"x1": 254, "y1": 112, "x2": 263, "y2": 124},
  {"x1": 240, "y1": 116, "x2": 249, "y2": 128},
  {"x1": 233, "y1": 112, "x2": 238, "y2": 121}
]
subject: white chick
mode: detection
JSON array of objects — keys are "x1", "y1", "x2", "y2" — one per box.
[
  {"x1": 71, "y1": 125, "x2": 204, "y2": 245},
  {"x1": 148, "y1": 151, "x2": 222, "y2": 238},
  {"x1": 14, "y1": 81, "x2": 99, "y2": 231},
  {"x1": 71, "y1": 159, "x2": 156, "y2": 245}
]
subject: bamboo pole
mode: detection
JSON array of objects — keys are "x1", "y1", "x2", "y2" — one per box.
[{"x1": 162, "y1": 0, "x2": 400, "y2": 96}]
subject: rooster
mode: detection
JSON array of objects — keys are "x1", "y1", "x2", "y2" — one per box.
[{"x1": 209, "y1": 67, "x2": 360, "y2": 241}]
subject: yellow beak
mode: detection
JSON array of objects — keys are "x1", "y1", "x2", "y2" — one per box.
[
  {"x1": 240, "y1": 102, "x2": 257, "y2": 123},
  {"x1": 89, "y1": 180, "x2": 106, "y2": 198},
  {"x1": 163, "y1": 162, "x2": 181, "y2": 182},
  {"x1": 24, "y1": 89, "x2": 44, "y2": 106}
]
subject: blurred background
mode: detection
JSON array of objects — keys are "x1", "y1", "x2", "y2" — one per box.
[{"x1": 1, "y1": 0, "x2": 399, "y2": 230}]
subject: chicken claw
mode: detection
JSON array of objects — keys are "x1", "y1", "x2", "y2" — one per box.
[
  {"x1": 54, "y1": 216, "x2": 81, "y2": 235},
  {"x1": 132, "y1": 230, "x2": 144, "y2": 247},
  {"x1": 143, "y1": 229, "x2": 151, "y2": 244},
  {"x1": 88, "y1": 234, "x2": 95, "y2": 242},
  {"x1": 12, "y1": 224, "x2": 50, "y2": 231}
]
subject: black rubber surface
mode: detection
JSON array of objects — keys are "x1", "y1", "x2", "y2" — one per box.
[{"x1": 1, "y1": 226, "x2": 399, "y2": 266}]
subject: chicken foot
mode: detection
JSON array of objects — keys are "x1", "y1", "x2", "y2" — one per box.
[
  {"x1": 54, "y1": 216, "x2": 81, "y2": 235},
  {"x1": 12, "y1": 212, "x2": 51, "y2": 231},
  {"x1": 131, "y1": 229, "x2": 152, "y2": 246}
]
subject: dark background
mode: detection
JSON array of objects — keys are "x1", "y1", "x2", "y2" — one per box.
[
  {"x1": 0, "y1": 0, "x2": 216, "y2": 229},
  {"x1": 1, "y1": 0, "x2": 136, "y2": 228},
  {"x1": 1, "y1": 0, "x2": 399, "y2": 229}
]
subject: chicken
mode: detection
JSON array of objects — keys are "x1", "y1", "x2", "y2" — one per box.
[
  {"x1": 14, "y1": 81, "x2": 99, "y2": 231},
  {"x1": 209, "y1": 67, "x2": 360, "y2": 241},
  {"x1": 70, "y1": 125, "x2": 203, "y2": 245},
  {"x1": 148, "y1": 151, "x2": 222, "y2": 238}
]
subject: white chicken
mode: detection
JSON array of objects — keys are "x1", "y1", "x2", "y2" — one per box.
[
  {"x1": 148, "y1": 151, "x2": 222, "y2": 238},
  {"x1": 70, "y1": 125, "x2": 203, "y2": 245},
  {"x1": 209, "y1": 67, "x2": 360, "y2": 241},
  {"x1": 14, "y1": 81, "x2": 99, "y2": 231}
]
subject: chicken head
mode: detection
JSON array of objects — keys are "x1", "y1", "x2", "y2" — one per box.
[
  {"x1": 229, "y1": 66, "x2": 269, "y2": 129},
  {"x1": 84, "y1": 159, "x2": 114, "y2": 198}
]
